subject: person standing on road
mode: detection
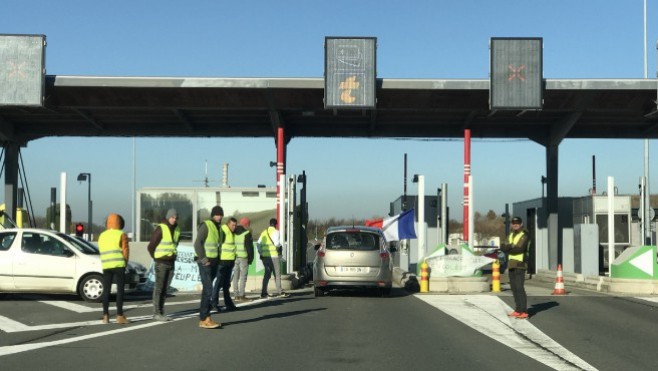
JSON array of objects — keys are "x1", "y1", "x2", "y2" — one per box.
[
  {"x1": 98, "y1": 213, "x2": 130, "y2": 325},
  {"x1": 500, "y1": 216, "x2": 531, "y2": 319},
  {"x1": 259, "y1": 218, "x2": 290, "y2": 298},
  {"x1": 194, "y1": 206, "x2": 223, "y2": 329},
  {"x1": 232, "y1": 217, "x2": 254, "y2": 303},
  {"x1": 147, "y1": 208, "x2": 180, "y2": 322},
  {"x1": 212, "y1": 217, "x2": 238, "y2": 312}
]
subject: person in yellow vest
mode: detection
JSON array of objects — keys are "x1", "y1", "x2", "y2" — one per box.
[
  {"x1": 193, "y1": 206, "x2": 223, "y2": 329},
  {"x1": 232, "y1": 217, "x2": 255, "y2": 303},
  {"x1": 147, "y1": 208, "x2": 180, "y2": 321},
  {"x1": 259, "y1": 218, "x2": 290, "y2": 298},
  {"x1": 211, "y1": 217, "x2": 238, "y2": 312},
  {"x1": 98, "y1": 213, "x2": 130, "y2": 325},
  {"x1": 500, "y1": 216, "x2": 531, "y2": 319}
]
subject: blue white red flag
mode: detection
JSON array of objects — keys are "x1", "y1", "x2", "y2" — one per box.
[{"x1": 371, "y1": 209, "x2": 416, "y2": 241}]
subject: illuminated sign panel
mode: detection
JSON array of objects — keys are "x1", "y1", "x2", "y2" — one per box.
[
  {"x1": 490, "y1": 38, "x2": 542, "y2": 110},
  {"x1": 325, "y1": 37, "x2": 376, "y2": 109},
  {"x1": 0, "y1": 34, "x2": 45, "y2": 107}
]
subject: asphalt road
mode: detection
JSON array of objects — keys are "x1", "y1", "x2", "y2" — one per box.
[{"x1": 1, "y1": 280, "x2": 658, "y2": 370}]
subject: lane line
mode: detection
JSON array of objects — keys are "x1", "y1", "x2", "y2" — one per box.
[
  {"x1": 0, "y1": 312, "x2": 199, "y2": 357},
  {"x1": 2, "y1": 298, "x2": 264, "y2": 333},
  {"x1": 0, "y1": 315, "x2": 31, "y2": 332},
  {"x1": 415, "y1": 295, "x2": 597, "y2": 371},
  {"x1": 38, "y1": 299, "x2": 200, "y2": 313}
]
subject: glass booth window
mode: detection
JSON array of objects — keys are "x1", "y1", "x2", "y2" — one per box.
[{"x1": 140, "y1": 191, "x2": 193, "y2": 242}]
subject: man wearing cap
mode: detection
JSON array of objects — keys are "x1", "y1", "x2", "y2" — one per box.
[
  {"x1": 147, "y1": 208, "x2": 180, "y2": 321},
  {"x1": 500, "y1": 216, "x2": 531, "y2": 319},
  {"x1": 193, "y1": 206, "x2": 224, "y2": 329},
  {"x1": 232, "y1": 217, "x2": 254, "y2": 303}
]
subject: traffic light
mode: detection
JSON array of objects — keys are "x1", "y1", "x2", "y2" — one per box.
[{"x1": 75, "y1": 223, "x2": 84, "y2": 238}]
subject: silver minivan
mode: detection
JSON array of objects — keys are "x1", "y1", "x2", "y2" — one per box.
[{"x1": 313, "y1": 226, "x2": 395, "y2": 297}]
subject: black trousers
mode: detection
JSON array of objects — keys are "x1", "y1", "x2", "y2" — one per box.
[
  {"x1": 508, "y1": 268, "x2": 527, "y2": 313},
  {"x1": 102, "y1": 267, "x2": 126, "y2": 315}
]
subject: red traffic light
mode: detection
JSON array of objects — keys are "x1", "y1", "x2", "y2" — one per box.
[{"x1": 75, "y1": 223, "x2": 84, "y2": 237}]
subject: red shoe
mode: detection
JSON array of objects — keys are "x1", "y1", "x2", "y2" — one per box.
[
  {"x1": 515, "y1": 312, "x2": 529, "y2": 319},
  {"x1": 507, "y1": 311, "x2": 521, "y2": 317}
]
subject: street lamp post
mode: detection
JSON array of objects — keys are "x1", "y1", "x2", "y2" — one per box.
[{"x1": 77, "y1": 173, "x2": 92, "y2": 240}]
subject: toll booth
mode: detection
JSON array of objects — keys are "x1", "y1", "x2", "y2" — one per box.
[
  {"x1": 511, "y1": 197, "x2": 577, "y2": 273},
  {"x1": 572, "y1": 195, "x2": 631, "y2": 274}
]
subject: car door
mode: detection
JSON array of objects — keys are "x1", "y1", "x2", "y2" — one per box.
[
  {"x1": 0, "y1": 231, "x2": 19, "y2": 290},
  {"x1": 12, "y1": 231, "x2": 78, "y2": 291}
]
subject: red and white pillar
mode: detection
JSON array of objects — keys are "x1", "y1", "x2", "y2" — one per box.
[{"x1": 463, "y1": 129, "x2": 471, "y2": 242}]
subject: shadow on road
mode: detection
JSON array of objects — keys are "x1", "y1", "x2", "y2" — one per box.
[
  {"x1": 528, "y1": 301, "x2": 559, "y2": 317},
  {"x1": 221, "y1": 307, "x2": 328, "y2": 327}
]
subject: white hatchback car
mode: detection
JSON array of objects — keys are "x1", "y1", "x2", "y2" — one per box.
[{"x1": 0, "y1": 228, "x2": 140, "y2": 302}]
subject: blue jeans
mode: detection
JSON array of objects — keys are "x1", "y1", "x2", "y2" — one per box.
[
  {"x1": 152, "y1": 262, "x2": 174, "y2": 315},
  {"x1": 212, "y1": 261, "x2": 235, "y2": 309},
  {"x1": 198, "y1": 261, "x2": 217, "y2": 320}
]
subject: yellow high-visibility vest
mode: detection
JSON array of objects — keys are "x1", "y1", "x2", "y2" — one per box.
[
  {"x1": 235, "y1": 229, "x2": 250, "y2": 259},
  {"x1": 154, "y1": 223, "x2": 180, "y2": 258},
  {"x1": 220, "y1": 224, "x2": 236, "y2": 260},
  {"x1": 508, "y1": 231, "x2": 527, "y2": 262},
  {"x1": 259, "y1": 226, "x2": 279, "y2": 258},
  {"x1": 98, "y1": 229, "x2": 126, "y2": 270},
  {"x1": 201, "y1": 220, "x2": 219, "y2": 259}
]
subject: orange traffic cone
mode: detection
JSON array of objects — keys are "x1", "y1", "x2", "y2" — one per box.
[{"x1": 552, "y1": 264, "x2": 567, "y2": 295}]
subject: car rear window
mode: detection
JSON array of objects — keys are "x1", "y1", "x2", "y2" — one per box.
[{"x1": 326, "y1": 231, "x2": 379, "y2": 251}]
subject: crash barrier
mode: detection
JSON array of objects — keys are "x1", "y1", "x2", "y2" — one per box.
[
  {"x1": 420, "y1": 262, "x2": 429, "y2": 293},
  {"x1": 491, "y1": 260, "x2": 501, "y2": 293},
  {"x1": 552, "y1": 264, "x2": 567, "y2": 295}
]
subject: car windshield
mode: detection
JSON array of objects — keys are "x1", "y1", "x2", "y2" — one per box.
[
  {"x1": 59, "y1": 234, "x2": 99, "y2": 255},
  {"x1": 326, "y1": 231, "x2": 379, "y2": 251}
]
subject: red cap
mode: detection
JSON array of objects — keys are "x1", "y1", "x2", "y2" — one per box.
[{"x1": 239, "y1": 217, "x2": 251, "y2": 228}]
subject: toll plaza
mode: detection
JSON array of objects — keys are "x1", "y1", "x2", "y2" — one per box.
[{"x1": 2, "y1": 34, "x2": 658, "y2": 291}]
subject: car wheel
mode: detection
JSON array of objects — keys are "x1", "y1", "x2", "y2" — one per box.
[
  {"x1": 79, "y1": 274, "x2": 104, "y2": 302},
  {"x1": 314, "y1": 286, "x2": 323, "y2": 297}
]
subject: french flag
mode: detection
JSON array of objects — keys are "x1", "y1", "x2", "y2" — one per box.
[{"x1": 365, "y1": 209, "x2": 417, "y2": 241}]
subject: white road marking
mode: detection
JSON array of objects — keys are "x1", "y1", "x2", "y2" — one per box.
[
  {"x1": 0, "y1": 312, "x2": 199, "y2": 357},
  {"x1": 415, "y1": 295, "x2": 598, "y2": 371},
  {"x1": 1, "y1": 297, "x2": 261, "y2": 333},
  {"x1": 635, "y1": 296, "x2": 658, "y2": 303},
  {"x1": 0, "y1": 315, "x2": 31, "y2": 332},
  {"x1": 0, "y1": 315, "x2": 156, "y2": 333},
  {"x1": 38, "y1": 299, "x2": 199, "y2": 313}
]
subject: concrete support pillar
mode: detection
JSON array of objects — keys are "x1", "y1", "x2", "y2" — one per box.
[
  {"x1": 2, "y1": 142, "x2": 20, "y2": 226},
  {"x1": 546, "y1": 144, "x2": 559, "y2": 270}
]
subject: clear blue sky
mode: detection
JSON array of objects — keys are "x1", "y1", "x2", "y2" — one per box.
[{"x1": 1, "y1": 1, "x2": 657, "y2": 231}]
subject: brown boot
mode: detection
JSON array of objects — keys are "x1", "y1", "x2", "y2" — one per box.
[
  {"x1": 199, "y1": 316, "x2": 221, "y2": 329},
  {"x1": 101, "y1": 314, "x2": 109, "y2": 324},
  {"x1": 116, "y1": 315, "x2": 130, "y2": 325}
]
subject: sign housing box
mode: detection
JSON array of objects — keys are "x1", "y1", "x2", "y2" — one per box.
[
  {"x1": 490, "y1": 37, "x2": 542, "y2": 110},
  {"x1": 324, "y1": 37, "x2": 376, "y2": 109},
  {"x1": 0, "y1": 34, "x2": 46, "y2": 107}
]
